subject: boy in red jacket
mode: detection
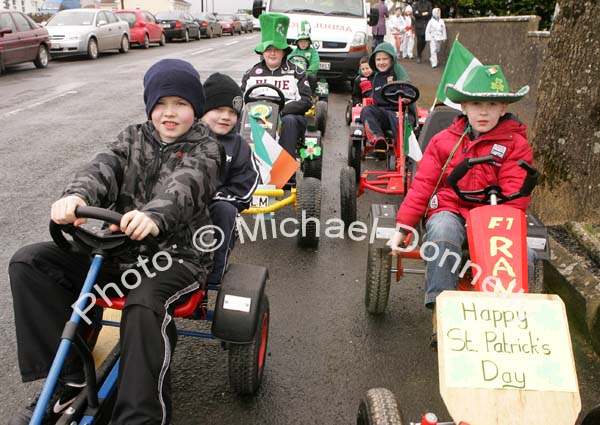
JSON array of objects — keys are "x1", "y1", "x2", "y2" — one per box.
[{"x1": 387, "y1": 65, "x2": 533, "y2": 344}]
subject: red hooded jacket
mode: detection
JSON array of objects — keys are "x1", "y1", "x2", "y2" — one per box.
[{"x1": 397, "y1": 114, "x2": 534, "y2": 229}]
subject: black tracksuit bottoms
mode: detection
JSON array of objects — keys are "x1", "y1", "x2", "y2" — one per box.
[{"x1": 9, "y1": 241, "x2": 200, "y2": 425}]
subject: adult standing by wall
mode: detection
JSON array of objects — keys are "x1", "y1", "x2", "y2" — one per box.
[
  {"x1": 413, "y1": 0, "x2": 432, "y2": 63},
  {"x1": 371, "y1": 0, "x2": 389, "y2": 49}
]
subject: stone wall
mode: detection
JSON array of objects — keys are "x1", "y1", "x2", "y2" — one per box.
[{"x1": 438, "y1": 16, "x2": 550, "y2": 128}]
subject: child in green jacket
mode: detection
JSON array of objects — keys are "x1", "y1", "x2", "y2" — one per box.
[{"x1": 290, "y1": 20, "x2": 320, "y2": 93}]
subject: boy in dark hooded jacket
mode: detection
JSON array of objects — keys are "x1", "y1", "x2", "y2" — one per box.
[
  {"x1": 8, "y1": 59, "x2": 223, "y2": 425},
  {"x1": 201, "y1": 72, "x2": 260, "y2": 285}
]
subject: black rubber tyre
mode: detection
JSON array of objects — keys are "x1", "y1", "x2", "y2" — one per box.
[
  {"x1": 142, "y1": 33, "x2": 150, "y2": 49},
  {"x1": 183, "y1": 30, "x2": 190, "y2": 42},
  {"x1": 365, "y1": 243, "x2": 392, "y2": 314},
  {"x1": 33, "y1": 44, "x2": 49, "y2": 68},
  {"x1": 357, "y1": 388, "x2": 404, "y2": 425},
  {"x1": 315, "y1": 100, "x2": 327, "y2": 136},
  {"x1": 87, "y1": 37, "x2": 98, "y2": 60},
  {"x1": 529, "y1": 258, "x2": 546, "y2": 294},
  {"x1": 347, "y1": 137, "x2": 362, "y2": 183},
  {"x1": 345, "y1": 101, "x2": 352, "y2": 125},
  {"x1": 386, "y1": 151, "x2": 396, "y2": 171},
  {"x1": 118, "y1": 35, "x2": 129, "y2": 53},
  {"x1": 296, "y1": 177, "x2": 321, "y2": 248},
  {"x1": 340, "y1": 166, "x2": 357, "y2": 227},
  {"x1": 581, "y1": 404, "x2": 600, "y2": 425},
  {"x1": 303, "y1": 155, "x2": 322, "y2": 180},
  {"x1": 159, "y1": 32, "x2": 166, "y2": 46},
  {"x1": 228, "y1": 295, "x2": 269, "y2": 396}
]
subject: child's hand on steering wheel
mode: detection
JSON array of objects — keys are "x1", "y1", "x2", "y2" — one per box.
[
  {"x1": 109, "y1": 210, "x2": 159, "y2": 241},
  {"x1": 51, "y1": 195, "x2": 88, "y2": 227}
]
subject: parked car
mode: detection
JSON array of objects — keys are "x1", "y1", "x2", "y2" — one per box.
[
  {"x1": 155, "y1": 10, "x2": 200, "y2": 42},
  {"x1": 193, "y1": 12, "x2": 222, "y2": 38},
  {"x1": 236, "y1": 13, "x2": 253, "y2": 33},
  {"x1": 0, "y1": 9, "x2": 51, "y2": 74},
  {"x1": 45, "y1": 8, "x2": 130, "y2": 59},
  {"x1": 114, "y1": 9, "x2": 165, "y2": 48},
  {"x1": 216, "y1": 13, "x2": 242, "y2": 35},
  {"x1": 252, "y1": 17, "x2": 260, "y2": 31}
]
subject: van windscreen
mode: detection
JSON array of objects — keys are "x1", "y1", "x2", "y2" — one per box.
[{"x1": 270, "y1": 0, "x2": 363, "y2": 17}]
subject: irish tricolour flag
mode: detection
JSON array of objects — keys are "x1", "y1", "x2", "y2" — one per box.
[
  {"x1": 403, "y1": 115, "x2": 422, "y2": 162},
  {"x1": 435, "y1": 40, "x2": 481, "y2": 110},
  {"x1": 249, "y1": 107, "x2": 298, "y2": 189}
]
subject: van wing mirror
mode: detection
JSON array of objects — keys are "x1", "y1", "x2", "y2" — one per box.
[
  {"x1": 368, "y1": 7, "x2": 379, "y2": 26},
  {"x1": 252, "y1": 0, "x2": 264, "y2": 18}
]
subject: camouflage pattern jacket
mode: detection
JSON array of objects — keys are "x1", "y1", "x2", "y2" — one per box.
[{"x1": 63, "y1": 120, "x2": 223, "y2": 275}]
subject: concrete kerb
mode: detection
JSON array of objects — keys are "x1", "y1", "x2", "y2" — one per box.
[{"x1": 546, "y1": 233, "x2": 600, "y2": 357}]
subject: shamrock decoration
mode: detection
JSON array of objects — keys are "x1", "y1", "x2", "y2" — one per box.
[
  {"x1": 300, "y1": 139, "x2": 322, "y2": 160},
  {"x1": 490, "y1": 78, "x2": 505, "y2": 92}
]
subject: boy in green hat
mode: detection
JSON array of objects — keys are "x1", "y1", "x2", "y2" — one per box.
[
  {"x1": 360, "y1": 41, "x2": 414, "y2": 152},
  {"x1": 241, "y1": 13, "x2": 312, "y2": 158},
  {"x1": 386, "y1": 64, "x2": 534, "y2": 347},
  {"x1": 289, "y1": 20, "x2": 320, "y2": 93}
]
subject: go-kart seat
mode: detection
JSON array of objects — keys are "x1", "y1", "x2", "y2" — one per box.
[
  {"x1": 95, "y1": 290, "x2": 202, "y2": 318},
  {"x1": 417, "y1": 108, "x2": 461, "y2": 152}
]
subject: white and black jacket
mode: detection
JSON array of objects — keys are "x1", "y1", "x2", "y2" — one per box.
[{"x1": 241, "y1": 58, "x2": 312, "y2": 116}]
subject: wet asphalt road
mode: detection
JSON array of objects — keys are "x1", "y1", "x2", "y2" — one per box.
[{"x1": 1, "y1": 34, "x2": 600, "y2": 424}]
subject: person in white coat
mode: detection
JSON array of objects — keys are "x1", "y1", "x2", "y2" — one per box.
[
  {"x1": 425, "y1": 7, "x2": 446, "y2": 68},
  {"x1": 389, "y1": 7, "x2": 404, "y2": 59},
  {"x1": 401, "y1": 5, "x2": 415, "y2": 59}
]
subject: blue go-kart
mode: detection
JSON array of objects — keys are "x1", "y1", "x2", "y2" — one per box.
[{"x1": 29, "y1": 206, "x2": 270, "y2": 425}]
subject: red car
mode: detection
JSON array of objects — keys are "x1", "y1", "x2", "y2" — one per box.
[
  {"x1": 216, "y1": 13, "x2": 242, "y2": 35},
  {"x1": 0, "y1": 9, "x2": 51, "y2": 74},
  {"x1": 115, "y1": 9, "x2": 165, "y2": 48}
]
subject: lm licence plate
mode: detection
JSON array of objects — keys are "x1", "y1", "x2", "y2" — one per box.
[{"x1": 319, "y1": 62, "x2": 331, "y2": 70}]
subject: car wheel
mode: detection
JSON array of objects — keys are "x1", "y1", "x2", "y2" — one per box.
[
  {"x1": 195, "y1": 28, "x2": 201, "y2": 40},
  {"x1": 184, "y1": 29, "x2": 189, "y2": 42},
  {"x1": 119, "y1": 35, "x2": 129, "y2": 53},
  {"x1": 142, "y1": 33, "x2": 150, "y2": 49},
  {"x1": 34, "y1": 44, "x2": 49, "y2": 69},
  {"x1": 87, "y1": 38, "x2": 98, "y2": 60},
  {"x1": 159, "y1": 32, "x2": 166, "y2": 46}
]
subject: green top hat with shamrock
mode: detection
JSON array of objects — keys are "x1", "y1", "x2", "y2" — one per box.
[
  {"x1": 255, "y1": 13, "x2": 292, "y2": 54},
  {"x1": 296, "y1": 20, "x2": 312, "y2": 43},
  {"x1": 445, "y1": 65, "x2": 529, "y2": 104}
]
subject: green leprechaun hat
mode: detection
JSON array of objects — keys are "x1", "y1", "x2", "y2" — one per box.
[
  {"x1": 255, "y1": 13, "x2": 292, "y2": 54},
  {"x1": 445, "y1": 65, "x2": 529, "y2": 104},
  {"x1": 296, "y1": 20, "x2": 312, "y2": 43}
]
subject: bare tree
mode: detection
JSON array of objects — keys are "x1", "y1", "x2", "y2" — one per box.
[{"x1": 530, "y1": 0, "x2": 600, "y2": 224}]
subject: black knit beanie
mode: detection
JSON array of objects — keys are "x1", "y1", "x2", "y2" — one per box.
[
  {"x1": 203, "y1": 73, "x2": 244, "y2": 116},
  {"x1": 143, "y1": 59, "x2": 205, "y2": 118}
]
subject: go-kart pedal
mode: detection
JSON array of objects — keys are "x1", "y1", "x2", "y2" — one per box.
[{"x1": 9, "y1": 379, "x2": 84, "y2": 425}]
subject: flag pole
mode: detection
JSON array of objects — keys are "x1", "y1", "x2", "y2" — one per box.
[{"x1": 431, "y1": 33, "x2": 461, "y2": 111}]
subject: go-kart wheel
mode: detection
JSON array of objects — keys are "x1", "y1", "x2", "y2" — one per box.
[
  {"x1": 345, "y1": 101, "x2": 352, "y2": 125},
  {"x1": 528, "y1": 258, "x2": 546, "y2": 294},
  {"x1": 340, "y1": 166, "x2": 357, "y2": 227},
  {"x1": 228, "y1": 295, "x2": 270, "y2": 395},
  {"x1": 386, "y1": 151, "x2": 396, "y2": 172},
  {"x1": 296, "y1": 177, "x2": 321, "y2": 248},
  {"x1": 315, "y1": 100, "x2": 328, "y2": 136},
  {"x1": 357, "y1": 388, "x2": 404, "y2": 425},
  {"x1": 303, "y1": 156, "x2": 322, "y2": 180},
  {"x1": 347, "y1": 137, "x2": 362, "y2": 183},
  {"x1": 365, "y1": 243, "x2": 392, "y2": 314}
]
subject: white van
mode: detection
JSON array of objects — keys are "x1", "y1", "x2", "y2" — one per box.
[{"x1": 252, "y1": 0, "x2": 377, "y2": 82}]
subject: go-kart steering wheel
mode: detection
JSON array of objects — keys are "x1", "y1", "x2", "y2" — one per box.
[
  {"x1": 244, "y1": 83, "x2": 286, "y2": 111},
  {"x1": 50, "y1": 206, "x2": 159, "y2": 256},
  {"x1": 381, "y1": 81, "x2": 420, "y2": 105},
  {"x1": 288, "y1": 54, "x2": 310, "y2": 72}
]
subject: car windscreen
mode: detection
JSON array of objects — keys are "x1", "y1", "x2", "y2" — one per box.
[
  {"x1": 269, "y1": 0, "x2": 363, "y2": 17},
  {"x1": 48, "y1": 10, "x2": 96, "y2": 26},
  {"x1": 156, "y1": 11, "x2": 182, "y2": 20},
  {"x1": 217, "y1": 14, "x2": 235, "y2": 21},
  {"x1": 116, "y1": 12, "x2": 136, "y2": 27},
  {"x1": 47, "y1": 10, "x2": 96, "y2": 25}
]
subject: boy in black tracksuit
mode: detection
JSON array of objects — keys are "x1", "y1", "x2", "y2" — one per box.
[{"x1": 201, "y1": 73, "x2": 260, "y2": 285}]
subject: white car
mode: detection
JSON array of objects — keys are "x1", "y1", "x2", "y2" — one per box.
[
  {"x1": 46, "y1": 8, "x2": 130, "y2": 59},
  {"x1": 252, "y1": 17, "x2": 260, "y2": 31}
]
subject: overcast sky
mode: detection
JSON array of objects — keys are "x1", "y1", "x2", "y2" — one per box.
[{"x1": 189, "y1": 0, "x2": 250, "y2": 14}]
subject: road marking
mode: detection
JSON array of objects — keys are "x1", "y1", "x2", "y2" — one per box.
[
  {"x1": 191, "y1": 47, "x2": 214, "y2": 56},
  {"x1": 225, "y1": 40, "x2": 239, "y2": 45},
  {"x1": 1, "y1": 90, "x2": 78, "y2": 118},
  {"x1": 244, "y1": 36, "x2": 255, "y2": 40}
]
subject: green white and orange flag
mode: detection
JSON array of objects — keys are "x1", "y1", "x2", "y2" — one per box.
[
  {"x1": 435, "y1": 39, "x2": 481, "y2": 110},
  {"x1": 249, "y1": 106, "x2": 298, "y2": 189},
  {"x1": 403, "y1": 115, "x2": 422, "y2": 161}
]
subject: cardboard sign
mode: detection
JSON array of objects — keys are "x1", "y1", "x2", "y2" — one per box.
[{"x1": 438, "y1": 291, "x2": 578, "y2": 393}]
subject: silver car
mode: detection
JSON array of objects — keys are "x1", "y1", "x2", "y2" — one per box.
[{"x1": 46, "y1": 8, "x2": 130, "y2": 59}]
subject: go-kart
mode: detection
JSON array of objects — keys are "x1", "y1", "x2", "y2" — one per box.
[
  {"x1": 239, "y1": 83, "x2": 322, "y2": 247},
  {"x1": 289, "y1": 54, "x2": 328, "y2": 136},
  {"x1": 29, "y1": 206, "x2": 270, "y2": 425},
  {"x1": 365, "y1": 155, "x2": 549, "y2": 314},
  {"x1": 339, "y1": 81, "x2": 422, "y2": 227}
]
